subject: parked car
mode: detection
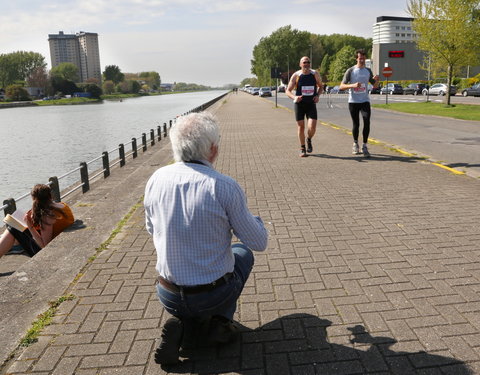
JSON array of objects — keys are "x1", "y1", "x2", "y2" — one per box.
[
  {"x1": 259, "y1": 87, "x2": 272, "y2": 97},
  {"x1": 368, "y1": 84, "x2": 381, "y2": 94},
  {"x1": 380, "y1": 83, "x2": 403, "y2": 95},
  {"x1": 461, "y1": 83, "x2": 480, "y2": 97},
  {"x1": 277, "y1": 85, "x2": 286, "y2": 93},
  {"x1": 422, "y1": 83, "x2": 457, "y2": 96},
  {"x1": 403, "y1": 83, "x2": 426, "y2": 95},
  {"x1": 251, "y1": 87, "x2": 260, "y2": 95}
]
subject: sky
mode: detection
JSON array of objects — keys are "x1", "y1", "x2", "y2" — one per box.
[{"x1": 0, "y1": 0, "x2": 411, "y2": 87}]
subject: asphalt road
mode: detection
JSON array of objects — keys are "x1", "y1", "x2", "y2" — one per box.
[{"x1": 267, "y1": 92, "x2": 480, "y2": 179}]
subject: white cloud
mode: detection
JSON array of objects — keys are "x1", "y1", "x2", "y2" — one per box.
[{"x1": 0, "y1": 0, "x2": 412, "y2": 86}]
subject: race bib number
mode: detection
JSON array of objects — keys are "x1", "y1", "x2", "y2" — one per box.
[
  {"x1": 301, "y1": 86, "x2": 314, "y2": 96},
  {"x1": 353, "y1": 83, "x2": 366, "y2": 93}
]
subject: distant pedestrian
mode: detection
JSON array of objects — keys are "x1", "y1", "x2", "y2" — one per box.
[
  {"x1": 144, "y1": 112, "x2": 268, "y2": 365},
  {"x1": 339, "y1": 49, "x2": 379, "y2": 157},
  {"x1": 286, "y1": 56, "x2": 323, "y2": 157}
]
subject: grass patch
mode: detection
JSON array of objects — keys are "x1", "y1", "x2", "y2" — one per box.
[
  {"x1": 36, "y1": 97, "x2": 101, "y2": 106},
  {"x1": 20, "y1": 294, "x2": 76, "y2": 346},
  {"x1": 87, "y1": 200, "x2": 143, "y2": 263},
  {"x1": 372, "y1": 101, "x2": 480, "y2": 121}
]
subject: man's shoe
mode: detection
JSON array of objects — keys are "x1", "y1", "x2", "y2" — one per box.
[
  {"x1": 352, "y1": 142, "x2": 360, "y2": 155},
  {"x1": 209, "y1": 315, "x2": 239, "y2": 344},
  {"x1": 362, "y1": 144, "x2": 370, "y2": 158},
  {"x1": 306, "y1": 138, "x2": 313, "y2": 153},
  {"x1": 300, "y1": 146, "x2": 307, "y2": 157},
  {"x1": 155, "y1": 317, "x2": 183, "y2": 365}
]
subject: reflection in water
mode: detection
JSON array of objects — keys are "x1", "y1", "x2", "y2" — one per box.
[{"x1": 0, "y1": 91, "x2": 226, "y2": 207}]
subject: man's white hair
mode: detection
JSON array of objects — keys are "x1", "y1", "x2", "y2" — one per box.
[{"x1": 170, "y1": 112, "x2": 220, "y2": 162}]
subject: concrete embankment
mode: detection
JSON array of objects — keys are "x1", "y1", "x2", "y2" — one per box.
[{"x1": 0, "y1": 102, "x2": 37, "y2": 109}]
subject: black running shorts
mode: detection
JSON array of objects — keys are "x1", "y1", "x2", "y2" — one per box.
[{"x1": 294, "y1": 102, "x2": 317, "y2": 122}]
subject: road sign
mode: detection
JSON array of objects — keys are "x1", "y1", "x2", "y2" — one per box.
[{"x1": 382, "y1": 67, "x2": 393, "y2": 77}]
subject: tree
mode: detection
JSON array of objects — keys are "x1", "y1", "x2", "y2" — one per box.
[
  {"x1": 116, "y1": 79, "x2": 140, "y2": 94},
  {"x1": 50, "y1": 63, "x2": 79, "y2": 82},
  {"x1": 329, "y1": 45, "x2": 356, "y2": 81},
  {"x1": 82, "y1": 83, "x2": 102, "y2": 98},
  {"x1": 5, "y1": 84, "x2": 30, "y2": 101},
  {"x1": 50, "y1": 76, "x2": 79, "y2": 96},
  {"x1": 319, "y1": 54, "x2": 332, "y2": 81},
  {"x1": 408, "y1": 0, "x2": 480, "y2": 105},
  {"x1": 27, "y1": 66, "x2": 49, "y2": 90},
  {"x1": 102, "y1": 80, "x2": 115, "y2": 94},
  {"x1": 0, "y1": 51, "x2": 46, "y2": 88},
  {"x1": 103, "y1": 65, "x2": 125, "y2": 84},
  {"x1": 139, "y1": 71, "x2": 161, "y2": 89},
  {"x1": 251, "y1": 25, "x2": 311, "y2": 86},
  {"x1": 240, "y1": 77, "x2": 258, "y2": 87},
  {"x1": 250, "y1": 26, "x2": 372, "y2": 86}
]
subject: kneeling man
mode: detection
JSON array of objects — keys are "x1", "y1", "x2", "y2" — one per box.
[{"x1": 144, "y1": 112, "x2": 268, "y2": 365}]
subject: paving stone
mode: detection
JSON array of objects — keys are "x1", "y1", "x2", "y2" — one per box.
[{"x1": 4, "y1": 93, "x2": 480, "y2": 375}]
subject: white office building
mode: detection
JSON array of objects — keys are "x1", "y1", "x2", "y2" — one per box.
[
  {"x1": 371, "y1": 16, "x2": 426, "y2": 81},
  {"x1": 371, "y1": 16, "x2": 479, "y2": 81},
  {"x1": 48, "y1": 31, "x2": 101, "y2": 83}
]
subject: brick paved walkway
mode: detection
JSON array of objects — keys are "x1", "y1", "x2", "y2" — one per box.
[{"x1": 4, "y1": 93, "x2": 480, "y2": 374}]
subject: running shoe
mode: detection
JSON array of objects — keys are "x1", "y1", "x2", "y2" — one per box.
[
  {"x1": 362, "y1": 144, "x2": 370, "y2": 158},
  {"x1": 300, "y1": 146, "x2": 307, "y2": 157},
  {"x1": 306, "y1": 138, "x2": 313, "y2": 153},
  {"x1": 352, "y1": 142, "x2": 360, "y2": 155}
]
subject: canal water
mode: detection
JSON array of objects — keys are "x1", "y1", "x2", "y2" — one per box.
[{"x1": 0, "y1": 91, "x2": 227, "y2": 211}]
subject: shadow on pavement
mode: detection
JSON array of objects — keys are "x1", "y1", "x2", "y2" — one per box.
[
  {"x1": 160, "y1": 313, "x2": 473, "y2": 374},
  {"x1": 308, "y1": 153, "x2": 425, "y2": 163}
]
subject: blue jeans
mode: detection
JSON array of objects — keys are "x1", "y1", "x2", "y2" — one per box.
[{"x1": 156, "y1": 244, "x2": 254, "y2": 321}]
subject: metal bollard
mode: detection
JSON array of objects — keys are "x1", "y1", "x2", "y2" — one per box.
[
  {"x1": 163, "y1": 123, "x2": 167, "y2": 137},
  {"x1": 102, "y1": 151, "x2": 110, "y2": 178},
  {"x1": 169, "y1": 119, "x2": 172, "y2": 128},
  {"x1": 48, "y1": 176, "x2": 61, "y2": 202},
  {"x1": 79, "y1": 162, "x2": 90, "y2": 193},
  {"x1": 142, "y1": 133, "x2": 147, "y2": 152},
  {"x1": 150, "y1": 129, "x2": 155, "y2": 146},
  {"x1": 119, "y1": 144, "x2": 125, "y2": 167},
  {"x1": 157, "y1": 125, "x2": 162, "y2": 141},
  {"x1": 132, "y1": 138, "x2": 137, "y2": 158},
  {"x1": 3, "y1": 198, "x2": 16, "y2": 216}
]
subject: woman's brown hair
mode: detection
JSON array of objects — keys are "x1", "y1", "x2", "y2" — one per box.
[{"x1": 31, "y1": 184, "x2": 54, "y2": 227}]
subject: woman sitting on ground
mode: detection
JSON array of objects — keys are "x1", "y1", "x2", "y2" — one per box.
[{"x1": 0, "y1": 184, "x2": 74, "y2": 258}]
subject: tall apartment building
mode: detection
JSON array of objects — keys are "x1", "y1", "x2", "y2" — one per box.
[{"x1": 48, "y1": 31, "x2": 101, "y2": 83}]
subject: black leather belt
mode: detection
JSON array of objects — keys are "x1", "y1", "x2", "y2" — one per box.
[{"x1": 157, "y1": 273, "x2": 233, "y2": 295}]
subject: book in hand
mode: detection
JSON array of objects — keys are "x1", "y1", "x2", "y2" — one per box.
[{"x1": 3, "y1": 209, "x2": 28, "y2": 232}]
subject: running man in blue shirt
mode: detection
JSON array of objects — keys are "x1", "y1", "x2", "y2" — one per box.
[
  {"x1": 286, "y1": 56, "x2": 323, "y2": 157},
  {"x1": 340, "y1": 49, "x2": 379, "y2": 157}
]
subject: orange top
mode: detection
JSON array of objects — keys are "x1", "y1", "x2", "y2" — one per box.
[{"x1": 52, "y1": 203, "x2": 74, "y2": 238}]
